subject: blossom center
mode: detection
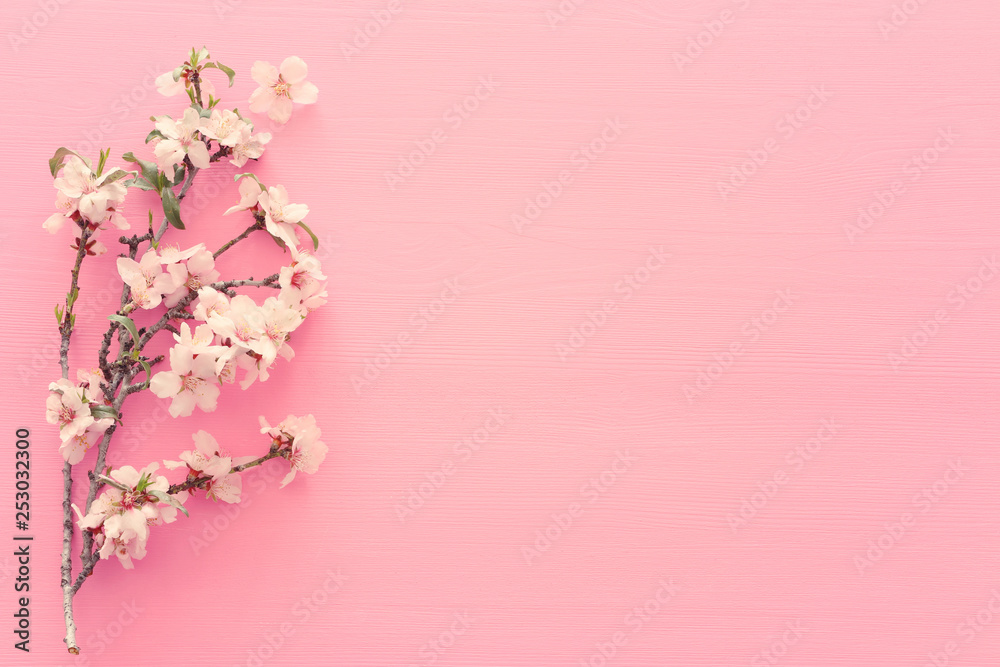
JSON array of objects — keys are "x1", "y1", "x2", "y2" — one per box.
[
  {"x1": 181, "y1": 375, "x2": 203, "y2": 392},
  {"x1": 59, "y1": 405, "x2": 77, "y2": 427},
  {"x1": 274, "y1": 81, "x2": 290, "y2": 97}
]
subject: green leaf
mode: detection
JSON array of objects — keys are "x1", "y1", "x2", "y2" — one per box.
[
  {"x1": 297, "y1": 221, "x2": 320, "y2": 250},
  {"x1": 145, "y1": 129, "x2": 166, "y2": 144},
  {"x1": 97, "y1": 168, "x2": 133, "y2": 186},
  {"x1": 96, "y1": 148, "x2": 108, "y2": 177},
  {"x1": 122, "y1": 152, "x2": 160, "y2": 191},
  {"x1": 214, "y1": 61, "x2": 236, "y2": 87},
  {"x1": 48, "y1": 147, "x2": 90, "y2": 177},
  {"x1": 66, "y1": 286, "x2": 79, "y2": 309},
  {"x1": 108, "y1": 314, "x2": 140, "y2": 346},
  {"x1": 55, "y1": 304, "x2": 63, "y2": 324},
  {"x1": 157, "y1": 171, "x2": 169, "y2": 192},
  {"x1": 137, "y1": 359, "x2": 152, "y2": 390},
  {"x1": 148, "y1": 490, "x2": 189, "y2": 517},
  {"x1": 124, "y1": 177, "x2": 157, "y2": 192},
  {"x1": 186, "y1": 87, "x2": 197, "y2": 105},
  {"x1": 161, "y1": 187, "x2": 185, "y2": 229},
  {"x1": 172, "y1": 65, "x2": 185, "y2": 82},
  {"x1": 172, "y1": 164, "x2": 186, "y2": 186},
  {"x1": 90, "y1": 404, "x2": 120, "y2": 423},
  {"x1": 97, "y1": 474, "x2": 130, "y2": 492}
]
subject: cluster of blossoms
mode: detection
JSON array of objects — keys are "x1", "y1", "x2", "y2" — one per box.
[
  {"x1": 43, "y1": 49, "x2": 327, "y2": 577},
  {"x1": 152, "y1": 106, "x2": 271, "y2": 171},
  {"x1": 141, "y1": 217, "x2": 327, "y2": 417},
  {"x1": 42, "y1": 154, "x2": 130, "y2": 256},
  {"x1": 45, "y1": 369, "x2": 115, "y2": 464},
  {"x1": 74, "y1": 465, "x2": 179, "y2": 569},
  {"x1": 259, "y1": 414, "x2": 329, "y2": 488},
  {"x1": 76, "y1": 416, "x2": 327, "y2": 568},
  {"x1": 47, "y1": 50, "x2": 327, "y2": 653}
]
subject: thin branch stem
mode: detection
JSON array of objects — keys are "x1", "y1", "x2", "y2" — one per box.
[
  {"x1": 214, "y1": 219, "x2": 264, "y2": 259},
  {"x1": 167, "y1": 445, "x2": 289, "y2": 495}
]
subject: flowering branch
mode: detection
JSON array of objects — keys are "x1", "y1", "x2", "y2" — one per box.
[{"x1": 43, "y1": 48, "x2": 322, "y2": 653}]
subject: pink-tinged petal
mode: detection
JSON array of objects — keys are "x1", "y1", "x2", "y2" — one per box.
[
  {"x1": 79, "y1": 191, "x2": 111, "y2": 223},
  {"x1": 194, "y1": 383, "x2": 220, "y2": 412},
  {"x1": 59, "y1": 435, "x2": 89, "y2": 465},
  {"x1": 149, "y1": 371, "x2": 181, "y2": 398},
  {"x1": 110, "y1": 465, "x2": 141, "y2": 488},
  {"x1": 265, "y1": 218, "x2": 298, "y2": 249},
  {"x1": 279, "y1": 56, "x2": 309, "y2": 84},
  {"x1": 117, "y1": 257, "x2": 143, "y2": 285},
  {"x1": 119, "y1": 509, "x2": 149, "y2": 541},
  {"x1": 191, "y1": 354, "x2": 220, "y2": 381},
  {"x1": 281, "y1": 203, "x2": 310, "y2": 224},
  {"x1": 289, "y1": 81, "x2": 318, "y2": 105},
  {"x1": 193, "y1": 430, "x2": 218, "y2": 457},
  {"x1": 180, "y1": 107, "x2": 202, "y2": 129},
  {"x1": 169, "y1": 345, "x2": 195, "y2": 375},
  {"x1": 268, "y1": 97, "x2": 294, "y2": 124},
  {"x1": 278, "y1": 468, "x2": 297, "y2": 489},
  {"x1": 155, "y1": 71, "x2": 185, "y2": 97},
  {"x1": 200, "y1": 77, "x2": 217, "y2": 97},
  {"x1": 154, "y1": 116, "x2": 179, "y2": 138},
  {"x1": 208, "y1": 474, "x2": 241, "y2": 503},
  {"x1": 154, "y1": 140, "x2": 185, "y2": 169},
  {"x1": 268, "y1": 185, "x2": 290, "y2": 207},
  {"x1": 187, "y1": 142, "x2": 211, "y2": 169},
  {"x1": 250, "y1": 61, "x2": 279, "y2": 87},
  {"x1": 187, "y1": 249, "x2": 215, "y2": 275},
  {"x1": 248, "y1": 86, "x2": 274, "y2": 114},
  {"x1": 169, "y1": 392, "x2": 196, "y2": 418},
  {"x1": 43, "y1": 211, "x2": 67, "y2": 233}
]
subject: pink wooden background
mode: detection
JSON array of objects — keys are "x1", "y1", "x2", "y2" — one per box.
[{"x1": 3, "y1": 0, "x2": 1000, "y2": 665}]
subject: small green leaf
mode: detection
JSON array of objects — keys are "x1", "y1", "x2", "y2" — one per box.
[
  {"x1": 66, "y1": 286, "x2": 79, "y2": 309},
  {"x1": 297, "y1": 221, "x2": 320, "y2": 250},
  {"x1": 137, "y1": 359, "x2": 152, "y2": 390},
  {"x1": 98, "y1": 474, "x2": 130, "y2": 492},
  {"x1": 214, "y1": 61, "x2": 236, "y2": 87},
  {"x1": 90, "y1": 404, "x2": 120, "y2": 422},
  {"x1": 161, "y1": 187, "x2": 185, "y2": 229},
  {"x1": 48, "y1": 147, "x2": 90, "y2": 177},
  {"x1": 157, "y1": 171, "x2": 168, "y2": 192},
  {"x1": 145, "y1": 129, "x2": 166, "y2": 144},
  {"x1": 108, "y1": 314, "x2": 140, "y2": 346},
  {"x1": 124, "y1": 177, "x2": 158, "y2": 192},
  {"x1": 186, "y1": 87, "x2": 197, "y2": 105},
  {"x1": 98, "y1": 168, "x2": 133, "y2": 186},
  {"x1": 123, "y1": 153, "x2": 161, "y2": 192},
  {"x1": 172, "y1": 164, "x2": 186, "y2": 186},
  {"x1": 55, "y1": 304, "x2": 63, "y2": 324},
  {"x1": 148, "y1": 490, "x2": 189, "y2": 517},
  {"x1": 96, "y1": 148, "x2": 109, "y2": 177},
  {"x1": 172, "y1": 65, "x2": 185, "y2": 82}
]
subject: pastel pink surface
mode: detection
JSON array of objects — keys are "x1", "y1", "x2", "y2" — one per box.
[{"x1": 2, "y1": 0, "x2": 1000, "y2": 665}]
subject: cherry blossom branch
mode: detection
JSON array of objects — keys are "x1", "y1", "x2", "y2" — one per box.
[
  {"x1": 167, "y1": 445, "x2": 289, "y2": 495},
  {"x1": 213, "y1": 218, "x2": 264, "y2": 259},
  {"x1": 59, "y1": 225, "x2": 93, "y2": 655},
  {"x1": 60, "y1": 460, "x2": 78, "y2": 653},
  {"x1": 49, "y1": 49, "x2": 323, "y2": 653}
]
